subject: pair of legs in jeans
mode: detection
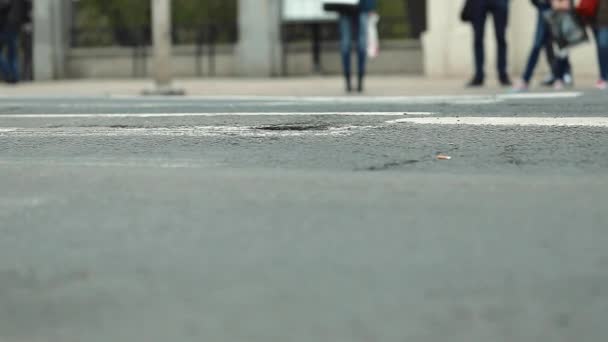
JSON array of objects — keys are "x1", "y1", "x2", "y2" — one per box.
[
  {"x1": 521, "y1": 9, "x2": 571, "y2": 87},
  {"x1": 0, "y1": 31, "x2": 19, "y2": 83},
  {"x1": 595, "y1": 27, "x2": 608, "y2": 83},
  {"x1": 471, "y1": 0, "x2": 510, "y2": 85},
  {"x1": 339, "y1": 12, "x2": 368, "y2": 92}
]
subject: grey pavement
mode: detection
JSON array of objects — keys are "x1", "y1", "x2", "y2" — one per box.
[
  {"x1": 0, "y1": 76, "x2": 601, "y2": 97},
  {"x1": 1, "y1": 90, "x2": 607, "y2": 342}
]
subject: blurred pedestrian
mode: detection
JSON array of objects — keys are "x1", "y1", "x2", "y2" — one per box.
[
  {"x1": 540, "y1": 35, "x2": 574, "y2": 87},
  {"x1": 546, "y1": 0, "x2": 583, "y2": 89},
  {"x1": 513, "y1": 0, "x2": 573, "y2": 91},
  {"x1": 20, "y1": 0, "x2": 32, "y2": 81},
  {"x1": 0, "y1": 0, "x2": 25, "y2": 84},
  {"x1": 325, "y1": 0, "x2": 377, "y2": 93},
  {"x1": 593, "y1": 0, "x2": 608, "y2": 89},
  {"x1": 462, "y1": 0, "x2": 512, "y2": 87}
]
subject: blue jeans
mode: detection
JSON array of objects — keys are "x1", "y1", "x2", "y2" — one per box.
[
  {"x1": 339, "y1": 12, "x2": 368, "y2": 88},
  {"x1": 522, "y1": 10, "x2": 572, "y2": 83},
  {"x1": 594, "y1": 27, "x2": 608, "y2": 81},
  {"x1": 522, "y1": 10, "x2": 553, "y2": 83},
  {"x1": 0, "y1": 31, "x2": 19, "y2": 83},
  {"x1": 472, "y1": 0, "x2": 509, "y2": 80}
]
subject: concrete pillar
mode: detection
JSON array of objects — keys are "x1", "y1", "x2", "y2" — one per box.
[
  {"x1": 152, "y1": 0, "x2": 172, "y2": 89},
  {"x1": 34, "y1": 0, "x2": 70, "y2": 80},
  {"x1": 237, "y1": 0, "x2": 282, "y2": 77},
  {"x1": 421, "y1": 0, "x2": 452, "y2": 77}
]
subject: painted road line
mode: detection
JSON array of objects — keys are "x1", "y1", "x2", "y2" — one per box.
[
  {"x1": 497, "y1": 92, "x2": 583, "y2": 100},
  {"x1": 108, "y1": 95, "x2": 498, "y2": 104},
  {"x1": 0, "y1": 159, "x2": 216, "y2": 169},
  {"x1": 0, "y1": 93, "x2": 582, "y2": 109},
  {"x1": 0, "y1": 98, "x2": 487, "y2": 108},
  {"x1": 0, "y1": 112, "x2": 434, "y2": 118},
  {"x1": 110, "y1": 93, "x2": 583, "y2": 102},
  {"x1": 387, "y1": 117, "x2": 608, "y2": 127},
  {"x1": 0, "y1": 125, "x2": 380, "y2": 138}
]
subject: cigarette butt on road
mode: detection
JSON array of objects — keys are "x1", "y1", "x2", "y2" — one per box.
[{"x1": 436, "y1": 154, "x2": 452, "y2": 160}]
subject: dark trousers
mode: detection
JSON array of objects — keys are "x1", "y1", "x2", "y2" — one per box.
[
  {"x1": 522, "y1": 9, "x2": 553, "y2": 83},
  {"x1": 472, "y1": 0, "x2": 509, "y2": 80},
  {"x1": 595, "y1": 27, "x2": 608, "y2": 81},
  {"x1": 0, "y1": 31, "x2": 19, "y2": 83}
]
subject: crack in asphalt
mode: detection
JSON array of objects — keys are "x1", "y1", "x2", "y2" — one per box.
[{"x1": 361, "y1": 159, "x2": 421, "y2": 171}]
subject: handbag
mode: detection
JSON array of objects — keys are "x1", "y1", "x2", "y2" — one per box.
[
  {"x1": 577, "y1": 0, "x2": 599, "y2": 18},
  {"x1": 544, "y1": 9, "x2": 589, "y2": 49},
  {"x1": 367, "y1": 13, "x2": 380, "y2": 58},
  {"x1": 323, "y1": 0, "x2": 358, "y2": 13},
  {"x1": 461, "y1": 0, "x2": 477, "y2": 22}
]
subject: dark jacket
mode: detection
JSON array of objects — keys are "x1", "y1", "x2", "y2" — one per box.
[
  {"x1": 530, "y1": 0, "x2": 551, "y2": 10},
  {"x1": 0, "y1": 0, "x2": 25, "y2": 32},
  {"x1": 598, "y1": 0, "x2": 608, "y2": 27},
  {"x1": 359, "y1": 0, "x2": 377, "y2": 12}
]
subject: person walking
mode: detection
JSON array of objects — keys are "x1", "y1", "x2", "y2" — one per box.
[
  {"x1": 0, "y1": 0, "x2": 25, "y2": 84},
  {"x1": 593, "y1": 0, "x2": 608, "y2": 89},
  {"x1": 465, "y1": 0, "x2": 512, "y2": 87},
  {"x1": 513, "y1": 0, "x2": 573, "y2": 91},
  {"x1": 540, "y1": 38, "x2": 574, "y2": 87},
  {"x1": 338, "y1": 0, "x2": 376, "y2": 93}
]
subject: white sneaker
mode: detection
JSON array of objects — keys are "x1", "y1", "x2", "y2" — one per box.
[
  {"x1": 563, "y1": 73, "x2": 574, "y2": 87},
  {"x1": 596, "y1": 80, "x2": 607, "y2": 90},
  {"x1": 554, "y1": 80, "x2": 564, "y2": 90},
  {"x1": 511, "y1": 81, "x2": 529, "y2": 93}
]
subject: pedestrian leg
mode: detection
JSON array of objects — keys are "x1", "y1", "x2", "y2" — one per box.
[
  {"x1": 471, "y1": 10, "x2": 488, "y2": 84},
  {"x1": 339, "y1": 14, "x2": 353, "y2": 92},
  {"x1": 596, "y1": 28, "x2": 608, "y2": 81},
  {"x1": 492, "y1": 2, "x2": 510, "y2": 84},
  {"x1": 356, "y1": 12, "x2": 369, "y2": 92},
  {"x1": 6, "y1": 32, "x2": 19, "y2": 83}
]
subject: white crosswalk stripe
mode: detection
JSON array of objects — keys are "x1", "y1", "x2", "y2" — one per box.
[
  {"x1": 0, "y1": 112, "x2": 432, "y2": 118},
  {"x1": 387, "y1": 117, "x2": 608, "y2": 127}
]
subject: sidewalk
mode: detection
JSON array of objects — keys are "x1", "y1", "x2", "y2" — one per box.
[{"x1": 0, "y1": 76, "x2": 595, "y2": 97}]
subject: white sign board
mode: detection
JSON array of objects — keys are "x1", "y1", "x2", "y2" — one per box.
[{"x1": 282, "y1": 0, "x2": 338, "y2": 22}]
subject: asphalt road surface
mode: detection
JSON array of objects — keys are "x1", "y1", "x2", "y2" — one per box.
[{"x1": 1, "y1": 91, "x2": 607, "y2": 342}]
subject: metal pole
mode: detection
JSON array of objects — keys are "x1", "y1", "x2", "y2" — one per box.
[{"x1": 146, "y1": 0, "x2": 183, "y2": 95}]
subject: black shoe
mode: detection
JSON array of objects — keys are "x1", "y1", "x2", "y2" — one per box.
[
  {"x1": 345, "y1": 76, "x2": 352, "y2": 93},
  {"x1": 467, "y1": 78, "x2": 484, "y2": 87},
  {"x1": 541, "y1": 76, "x2": 556, "y2": 87},
  {"x1": 499, "y1": 76, "x2": 512, "y2": 87}
]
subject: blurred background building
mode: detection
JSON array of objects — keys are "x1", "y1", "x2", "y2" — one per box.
[{"x1": 30, "y1": 0, "x2": 597, "y2": 81}]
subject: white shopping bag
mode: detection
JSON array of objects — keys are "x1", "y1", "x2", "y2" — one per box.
[
  {"x1": 323, "y1": 0, "x2": 358, "y2": 6},
  {"x1": 367, "y1": 13, "x2": 380, "y2": 59}
]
